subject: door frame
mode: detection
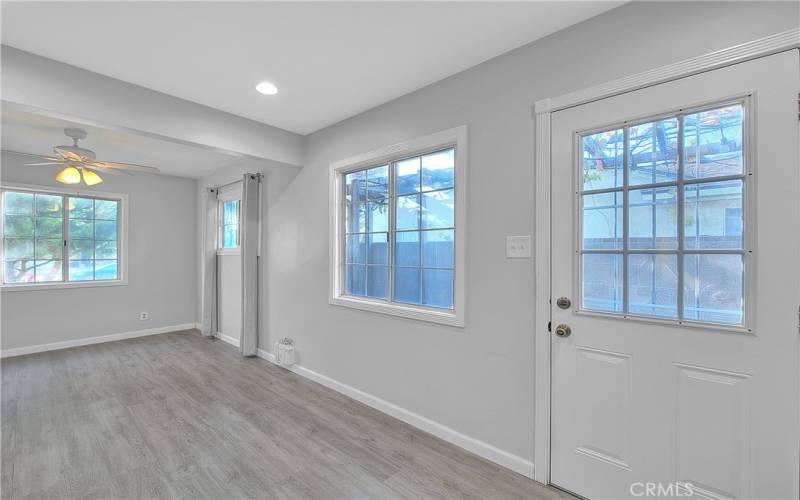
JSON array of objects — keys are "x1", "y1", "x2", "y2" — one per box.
[{"x1": 532, "y1": 28, "x2": 800, "y2": 485}]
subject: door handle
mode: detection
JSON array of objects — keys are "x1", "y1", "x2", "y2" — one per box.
[{"x1": 554, "y1": 324, "x2": 572, "y2": 337}]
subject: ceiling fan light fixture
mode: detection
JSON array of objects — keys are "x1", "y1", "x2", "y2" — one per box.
[
  {"x1": 55, "y1": 165, "x2": 81, "y2": 185},
  {"x1": 81, "y1": 168, "x2": 103, "y2": 186}
]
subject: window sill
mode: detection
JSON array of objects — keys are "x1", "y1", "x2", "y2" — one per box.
[
  {"x1": 1, "y1": 279, "x2": 128, "y2": 292},
  {"x1": 330, "y1": 294, "x2": 464, "y2": 327},
  {"x1": 217, "y1": 249, "x2": 241, "y2": 256}
]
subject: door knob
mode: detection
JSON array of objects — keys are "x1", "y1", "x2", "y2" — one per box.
[{"x1": 555, "y1": 324, "x2": 571, "y2": 337}]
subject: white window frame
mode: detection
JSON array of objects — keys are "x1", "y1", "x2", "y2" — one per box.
[
  {"x1": 0, "y1": 182, "x2": 128, "y2": 292},
  {"x1": 329, "y1": 125, "x2": 467, "y2": 327},
  {"x1": 217, "y1": 188, "x2": 241, "y2": 256}
]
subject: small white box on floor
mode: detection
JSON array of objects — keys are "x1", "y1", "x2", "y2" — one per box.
[{"x1": 275, "y1": 338, "x2": 296, "y2": 366}]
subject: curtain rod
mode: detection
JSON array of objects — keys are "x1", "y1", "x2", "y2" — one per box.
[{"x1": 210, "y1": 173, "x2": 262, "y2": 191}]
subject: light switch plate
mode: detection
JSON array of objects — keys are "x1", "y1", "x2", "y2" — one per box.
[{"x1": 506, "y1": 235, "x2": 531, "y2": 258}]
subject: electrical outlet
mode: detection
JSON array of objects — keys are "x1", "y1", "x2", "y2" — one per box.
[
  {"x1": 139, "y1": 312, "x2": 149, "y2": 321},
  {"x1": 506, "y1": 235, "x2": 531, "y2": 258}
]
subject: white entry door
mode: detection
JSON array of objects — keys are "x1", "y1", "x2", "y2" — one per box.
[{"x1": 550, "y1": 50, "x2": 799, "y2": 500}]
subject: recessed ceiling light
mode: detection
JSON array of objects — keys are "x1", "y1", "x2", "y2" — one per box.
[{"x1": 255, "y1": 81, "x2": 278, "y2": 95}]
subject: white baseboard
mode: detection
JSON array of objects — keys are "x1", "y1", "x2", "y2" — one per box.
[
  {"x1": 215, "y1": 332, "x2": 240, "y2": 348},
  {"x1": 254, "y1": 348, "x2": 536, "y2": 479},
  {"x1": 0, "y1": 323, "x2": 198, "y2": 358}
]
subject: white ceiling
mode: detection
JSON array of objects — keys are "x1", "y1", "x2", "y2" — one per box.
[
  {"x1": 1, "y1": 106, "x2": 257, "y2": 179},
  {"x1": 1, "y1": 1, "x2": 621, "y2": 135}
]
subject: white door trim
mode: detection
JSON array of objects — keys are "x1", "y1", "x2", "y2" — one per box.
[{"x1": 532, "y1": 27, "x2": 800, "y2": 485}]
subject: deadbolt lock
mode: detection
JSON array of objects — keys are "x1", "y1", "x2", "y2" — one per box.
[
  {"x1": 556, "y1": 297, "x2": 571, "y2": 309},
  {"x1": 554, "y1": 324, "x2": 571, "y2": 337}
]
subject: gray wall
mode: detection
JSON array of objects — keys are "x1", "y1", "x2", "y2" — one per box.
[
  {"x1": 1, "y1": 153, "x2": 198, "y2": 350},
  {"x1": 259, "y1": 1, "x2": 799, "y2": 463}
]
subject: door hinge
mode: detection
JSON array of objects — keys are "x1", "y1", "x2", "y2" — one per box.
[
  {"x1": 547, "y1": 321, "x2": 552, "y2": 332},
  {"x1": 797, "y1": 93, "x2": 800, "y2": 121}
]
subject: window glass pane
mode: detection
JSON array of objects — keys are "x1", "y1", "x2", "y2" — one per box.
[
  {"x1": 367, "y1": 202, "x2": 388, "y2": 233},
  {"x1": 345, "y1": 170, "x2": 366, "y2": 198},
  {"x1": 5, "y1": 238, "x2": 33, "y2": 259},
  {"x1": 628, "y1": 187, "x2": 678, "y2": 249},
  {"x1": 4, "y1": 216, "x2": 34, "y2": 238},
  {"x1": 36, "y1": 217, "x2": 63, "y2": 238},
  {"x1": 339, "y1": 147, "x2": 458, "y2": 312},
  {"x1": 223, "y1": 200, "x2": 238, "y2": 225},
  {"x1": 393, "y1": 267, "x2": 420, "y2": 304},
  {"x1": 422, "y1": 230, "x2": 453, "y2": 269},
  {"x1": 4, "y1": 191, "x2": 33, "y2": 215},
  {"x1": 94, "y1": 200, "x2": 118, "y2": 220},
  {"x1": 69, "y1": 260, "x2": 94, "y2": 281},
  {"x1": 683, "y1": 105, "x2": 743, "y2": 179},
  {"x1": 346, "y1": 234, "x2": 366, "y2": 264},
  {"x1": 223, "y1": 224, "x2": 238, "y2": 248},
  {"x1": 94, "y1": 240, "x2": 117, "y2": 260},
  {"x1": 34, "y1": 260, "x2": 62, "y2": 282},
  {"x1": 345, "y1": 264, "x2": 366, "y2": 296},
  {"x1": 628, "y1": 254, "x2": 678, "y2": 318},
  {"x1": 366, "y1": 165, "x2": 389, "y2": 202},
  {"x1": 35, "y1": 194, "x2": 62, "y2": 217},
  {"x1": 395, "y1": 157, "x2": 421, "y2": 195},
  {"x1": 345, "y1": 170, "x2": 367, "y2": 234},
  {"x1": 422, "y1": 269, "x2": 454, "y2": 309},
  {"x1": 345, "y1": 201, "x2": 366, "y2": 234},
  {"x1": 394, "y1": 231, "x2": 420, "y2": 267},
  {"x1": 582, "y1": 192, "x2": 623, "y2": 250},
  {"x1": 628, "y1": 118, "x2": 678, "y2": 185},
  {"x1": 684, "y1": 180, "x2": 743, "y2": 250},
  {"x1": 95, "y1": 220, "x2": 117, "y2": 241},
  {"x1": 2, "y1": 192, "x2": 121, "y2": 285},
  {"x1": 581, "y1": 253, "x2": 623, "y2": 312},
  {"x1": 70, "y1": 239, "x2": 94, "y2": 260},
  {"x1": 683, "y1": 254, "x2": 743, "y2": 325},
  {"x1": 35, "y1": 239, "x2": 62, "y2": 260},
  {"x1": 69, "y1": 219, "x2": 93, "y2": 239},
  {"x1": 421, "y1": 148, "x2": 454, "y2": 192},
  {"x1": 4, "y1": 260, "x2": 34, "y2": 283},
  {"x1": 582, "y1": 129, "x2": 623, "y2": 191},
  {"x1": 421, "y1": 189, "x2": 454, "y2": 229},
  {"x1": 94, "y1": 260, "x2": 118, "y2": 280},
  {"x1": 69, "y1": 198, "x2": 94, "y2": 219},
  {"x1": 367, "y1": 233, "x2": 387, "y2": 265},
  {"x1": 219, "y1": 199, "x2": 239, "y2": 249},
  {"x1": 396, "y1": 194, "x2": 420, "y2": 230},
  {"x1": 366, "y1": 266, "x2": 388, "y2": 299}
]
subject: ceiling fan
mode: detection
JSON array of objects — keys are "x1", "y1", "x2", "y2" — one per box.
[{"x1": 2, "y1": 128, "x2": 160, "y2": 186}]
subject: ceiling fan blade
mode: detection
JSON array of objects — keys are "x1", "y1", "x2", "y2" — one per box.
[
  {"x1": 1, "y1": 149, "x2": 54, "y2": 160},
  {"x1": 88, "y1": 160, "x2": 160, "y2": 174},
  {"x1": 57, "y1": 150, "x2": 84, "y2": 162},
  {"x1": 26, "y1": 162, "x2": 65, "y2": 166},
  {"x1": 82, "y1": 164, "x2": 131, "y2": 176}
]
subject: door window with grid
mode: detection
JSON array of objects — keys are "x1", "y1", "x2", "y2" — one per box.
[
  {"x1": 2, "y1": 189, "x2": 121, "y2": 285},
  {"x1": 343, "y1": 148, "x2": 455, "y2": 309},
  {"x1": 579, "y1": 102, "x2": 747, "y2": 326}
]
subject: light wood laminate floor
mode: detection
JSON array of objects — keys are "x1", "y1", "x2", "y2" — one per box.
[{"x1": 2, "y1": 330, "x2": 568, "y2": 499}]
